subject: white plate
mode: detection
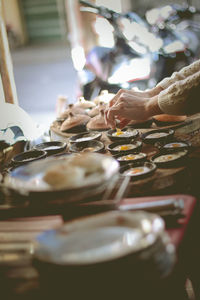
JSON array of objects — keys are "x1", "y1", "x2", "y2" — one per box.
[
  {"x1": 34, "y1": 211, "x2": 165, "y2": 265},
  {"x1": 4, "y1": 153, "x2": 119, "y2": 193}
]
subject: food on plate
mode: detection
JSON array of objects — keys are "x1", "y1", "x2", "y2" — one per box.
[
  {"x1": 123, "y1": 166, "x2": 150, "y2": 176},
  {"x1": 74, "y1": 97, "x2": 96, "y2": 109},
  {"x1": 145, "y1": 132, "x2": 168, "y2": 139},
  {"x1": 163, "y1": 142, "x2": 188, "y2": 148},
  {"x1": 113, "y1": 128, "x2": 123, "y2": 136},
  {"x1": 88, "y1": 102, "x2": 105, "y2": 117},
  {"x1": 118, "y1": 153, "x2": 146, "y2": 161},
  {"x1": 153, "y1": 150, "x2": 187, "y2": 163},
  {"x1": 60, "y1": 112, "x2": 90, "y2": 132},
  {"x1": 59, "y1": 104, "x2": 86, "y2": 119},
  {"x1": 112, "y1": 128, "x2": 137, "y2": 137},
  {"x1": 153, "y1": 114, "x2": 187, "y2": 123},
  {"x1": 113, "y1": 144, "x2": 136, "y2": 151},
  {"x1": 87, "y1": 110, "x2": 110, "y2": 130},
  {"x1": 43, "y1": 164, "x2": 85, "y2": 189},
  {"x1": 43, "y1": 154, "x2": 109, "y2": 189}
]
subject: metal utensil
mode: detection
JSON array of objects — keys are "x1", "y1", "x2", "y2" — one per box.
[{"x1": 119, "y1": 198, "x2": 184, "y2": 217}]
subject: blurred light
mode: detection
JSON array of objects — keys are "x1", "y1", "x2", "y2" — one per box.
[
  {"x1": 121, "y1": 20, "x2": 163, "y2": 52},
  {"x1": 163, "y1": 40, "x2": 185, "y2": 54},
  {"x1": 71, "y1": 46, "x2": 86, "y2": 71},
  {"x1": 145, "y1": 5, "x2": 174, "y2": 25},
  {"x1": 128, "y1": 41, "x2": 147, "y2": 55},
  {"x1": 94, "y1": 17, "x2": 114, "y2": 47},
  {"x1": 160, "y1": 5, "x2": 174, "y2": 20},
  {"x1": 108, "y1": 57, "x2": 151, "y2": 84},
  {"x1": 96, "y1": 0, "x2": 122, "y2": 13},
  {"x1": 141, "y1": 219, "x2": 152, "y2": 233},
  {"x1": 145, "y1": 8, "x2": 160, "y2": 25}
]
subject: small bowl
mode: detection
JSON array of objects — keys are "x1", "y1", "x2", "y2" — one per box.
[
  {"x1": 107, "y1": 140, "x2": 142, "y2": 155},
  {"x1": 120, "y1": 161, "x2": 157, "y2": 181},
  {"x1": 114, "y1": 152, "x2": 147, "y2": 166},
  {"x1": 107, "y1": 128, "x2": 139, "y2": 142},
  {"x1": 151, "y1": 149, "x2": 188, "y2": 168},
  {"x1": 141, "y1": 129, "x2": 174, "y2": 145},
  {"x1": 34, "y1": 141, "x2": 67, "y2": 156},
  {"x1": 69, "y1": 140, "x2": 105, "y2": 153},
  {"x1": 161, "y1": 141, "x2": 191, "y2": 153},
  {"x1": 12, "y1": 150, "x2": 47, "y2": 165},
  {"x1": 69, "y1": 131, "x2": 102, "y2": 144}
]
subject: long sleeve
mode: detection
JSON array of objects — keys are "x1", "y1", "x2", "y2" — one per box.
[
  {"x1": 156, "y1": 59, "x2": 200, "y2": 90},
  {"x1": 158, "y1": 70, "x2": 200, "y2": 115}
]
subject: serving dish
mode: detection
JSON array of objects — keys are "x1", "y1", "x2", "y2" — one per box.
[
  {"x1": 120, "y1": 161, "x2": 157, "y2": 181},
  {"x1": 86, "y1": 110, "x2": 110, "y2": 131},
  {"x1": 4, "y1": 153, "x2": 119, "y2": 204},
  {"x1": 69, "y1": 131, "x2": 102, "y2": 144},
  {"x1": 33, "y1": 209, "x2": 176, "y2": 298},
  {"x1": 151, "y1": 150, "x2": 188, "y2": 168},
  {"x1": 60, "y1": 113, "x2": 91, "y2": 133},
  {"x1": 33, "y1": 210, "x2": 175, "y2": 300},
  {"x1": 141, "y1": 129, "x2": 174, "y2": 145},
  {"x1": 12, "y1": 150, "x2": 47, "y2": 166},
  {"x1": 107, "y1": 128, "x2": 139, "y2": 142},
  {"x1": 161, "y1": 141, "x2": 191, "y2": 153},
  {"x1": 69, "y1": 140, "x2": 105, "y2": 153},
  {"x1": 114, "y1": 152, "x2": 147, "y2": 165},
  {"x1": 34, "y1": 211, "x2": 165, "y2": 265},
  {"x1": 107, "y1": 140, "x2": 142, "y2": 155},
  {"x1": 34, "y1": 141, "x2": 67, "y2": 156},
  {"x1": 153, "y1": 114, "x2": 187, "y2": 126}
]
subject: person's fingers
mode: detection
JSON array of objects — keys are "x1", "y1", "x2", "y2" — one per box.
[
  {"x1": 106, "y1": 104, "x2": 123, "y2": 128},
  {"x1": 104, "y1": 109, "x2": 109, "y2": 125},
  {"x1": 109, "y1": 89, "x2": 125, "y2": 107},
  {"x1": 119, "y1": 118, "x2": 130, "y2": 129}
]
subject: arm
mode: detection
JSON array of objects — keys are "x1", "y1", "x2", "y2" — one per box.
[
  {"x1": 157, "y1": 59, "x2": 200, "y2": 90},
  {"x1": 105, "y1": 70, "x2": 200, "y2": 128},
  {"x1": 158, "y1": 70, "x2": 200, "y2": 115},
  {"x1": 105, "y1": 90, "x2": 162, "y2": 129}
]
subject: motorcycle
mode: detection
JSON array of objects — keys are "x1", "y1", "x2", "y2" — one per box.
[
  {"x1": 145, "y1": 0, "x2": 200, "y2": 81},
  {"x1": 72, "y1": 0, "x2": 200, "y2": 100}
]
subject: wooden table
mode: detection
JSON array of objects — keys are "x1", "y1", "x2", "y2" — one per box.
[{"x1": 1, "y1": 113, "x2": 200, "y2": 299}]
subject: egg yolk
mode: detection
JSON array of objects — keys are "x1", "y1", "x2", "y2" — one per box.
[
  {"x1": 115, "y1": 128, "x2": 123, "y2": 136},
  {"x1": 167, "y1": 155, "x2": 173, "y2": 160},
  {"x1": 130, "y1": 168, "x2": 144, "y2": 174},
  {"x1": 126, "y1": 155, "x2": 135, "y2": 160},
  {"x1": 120, "y1": 145, "x2": 131, "y2": 150},
  {"x1": 171, "y1": 143, "x2": 180, "y2": 147}
]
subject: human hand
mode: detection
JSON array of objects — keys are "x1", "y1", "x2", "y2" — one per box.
[
  {"x1": 108, "y1": 86, "x2": 163, "y2": 108},
  {"x1": 105, "y1": 89, "x2": 162, "y2": 128}
]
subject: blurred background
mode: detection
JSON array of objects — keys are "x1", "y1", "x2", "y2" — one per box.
[{"x1": 2, "y1": 0, "x2": 200, "y2": 127}]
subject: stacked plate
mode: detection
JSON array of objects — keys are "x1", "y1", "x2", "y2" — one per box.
[
  {"x1": 3, "y1": 153, "x2": 120, "y2": 206},
  {"x1": 33, "y1": 211, "x2": 176, "y2": 299}
]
